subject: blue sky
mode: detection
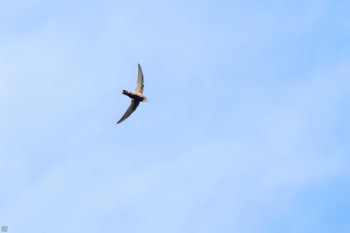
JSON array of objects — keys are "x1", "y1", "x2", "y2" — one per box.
[{"x1": 0, "y1": 0, "x2": 350, "y2": 232}]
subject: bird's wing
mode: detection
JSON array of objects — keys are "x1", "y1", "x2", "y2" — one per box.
[
  {"x1": 116, "y1": 100, "x2": 140, "y2": 124},
  {"x1": 135, "y1": 63, "x2": 144, "y2": 93}
]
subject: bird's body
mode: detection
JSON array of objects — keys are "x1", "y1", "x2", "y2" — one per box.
[
  {"x1": 117, "y1": 64, "x2": 147, "y2": 124},
  {"x1": 122, "y1": 90, "x2": 148, "y2": 102}
]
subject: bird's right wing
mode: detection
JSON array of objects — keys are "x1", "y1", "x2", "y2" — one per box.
[
  {"x1": 135, "y1": 63, "x2": 144, "y2": 93},
  {"x1": 116, "y1": 100, "x2": 140, "y2": 124}
]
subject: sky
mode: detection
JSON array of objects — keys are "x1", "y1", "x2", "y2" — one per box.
[{"x1": 0, "y1": 0, "x2": 350, "y2": 232}]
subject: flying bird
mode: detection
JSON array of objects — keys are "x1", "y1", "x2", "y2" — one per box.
[{"x1": 116, "y1": 64, "x2": 148, "y2": 124}]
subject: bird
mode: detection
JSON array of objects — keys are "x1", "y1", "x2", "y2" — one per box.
[{"x1": 116, "y1": 64, "x2": 148, "y2": 124}]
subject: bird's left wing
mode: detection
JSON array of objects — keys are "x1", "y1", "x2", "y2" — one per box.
[{"x1": 135, "y1": 63, "x2": 144, "y2": 93}]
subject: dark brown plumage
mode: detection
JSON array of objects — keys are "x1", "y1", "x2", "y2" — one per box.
[{"x1": 117, "y1": 64, "x2": 148, "y2": 124}]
